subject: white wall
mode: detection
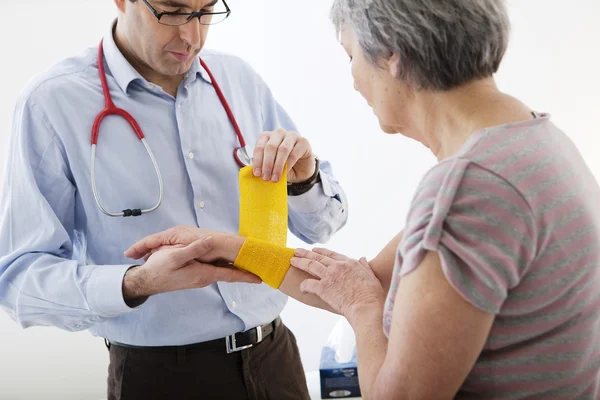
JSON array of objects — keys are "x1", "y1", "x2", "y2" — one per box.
[{"x1": 0, "y1": 0, "x2": 599, "y2": 399}]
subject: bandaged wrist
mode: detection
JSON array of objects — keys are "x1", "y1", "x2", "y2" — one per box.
[{"x1": 233, "y1": 237, "x2": 295, "y2": 289}]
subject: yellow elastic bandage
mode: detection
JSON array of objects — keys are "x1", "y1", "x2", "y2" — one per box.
[
  {"x1": 234, "y1": 237, "x2": 295, "y2": 289},
  {"x1": 235, "y1": 165, "x2": 293, "y2": 288},
  {"x1": 238, "y1": 166, "x2": 288, "y2": 245}
]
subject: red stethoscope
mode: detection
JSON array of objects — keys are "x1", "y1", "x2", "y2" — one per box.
[{"x1": 91, "y1": 39, "x2": 252, "y2": 217}]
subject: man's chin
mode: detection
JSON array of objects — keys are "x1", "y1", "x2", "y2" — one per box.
[{"x1": 160, "y1": 59, "x2": 196, "y2": 75}]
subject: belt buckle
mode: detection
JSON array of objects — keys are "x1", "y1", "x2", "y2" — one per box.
[{"x1": 225, "y1": 326, "x2": 263, "y2": 354}]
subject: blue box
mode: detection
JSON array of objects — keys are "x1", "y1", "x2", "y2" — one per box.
[{"x1": 319, "y1": 346, "x2": 362, "y2": 399}]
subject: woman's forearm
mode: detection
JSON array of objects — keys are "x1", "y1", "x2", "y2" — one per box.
[
  {"x1": 214, "y1": 234, "x2": 246, "y2": 262},
  {"x1": 279, "y1": 266, "x2": 338, "y2": 313},
  {"x1": 348, "y1": 304, "x2": 390, "y2": 400},
  {"x1": 214, "y1": 234, "x2": 337, "y2": 312}
]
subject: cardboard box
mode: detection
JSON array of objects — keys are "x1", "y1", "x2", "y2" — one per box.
[{"x1": 319, "y1": 346, "x2": 361, "y2": 399}]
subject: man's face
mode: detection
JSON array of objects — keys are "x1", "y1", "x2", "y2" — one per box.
[{"x1": 118, "y1": 0, "x2": 219, "y2": 76}]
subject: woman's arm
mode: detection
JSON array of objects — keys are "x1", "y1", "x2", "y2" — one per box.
[
  {"x1": 215, "y1": 234, "x2": 337, "y2": 312},
  {"x1": 217, "y1": 231, "x2": 403, "y2": 312},
  {"x1": 282, "y1": 230, "x2": 403, "y2": 310},
  {"x1": 125, "y1": 226, "x2": 402, "y2": 313},
  {"x1": 349, "y1": 251, "x2": 495, "y2": 400},
  {"x1": 279, "y1": 263, "x2": 338, "y2": 313},
  {"x1": 368, "y1": 231, "x2": 403, "y2": 293}
]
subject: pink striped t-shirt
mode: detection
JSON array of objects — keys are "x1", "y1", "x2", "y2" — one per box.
[{"x1": 384, "y1": 113, "x2": 600, "y2": 398}]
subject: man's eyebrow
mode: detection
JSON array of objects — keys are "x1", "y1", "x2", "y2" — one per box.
[
  {"x1": 154, "y1": 0, "x2": 190, "y2": 8},
  {"x1": 154, "y1": 0, "x2": 218, "y2": 9}
]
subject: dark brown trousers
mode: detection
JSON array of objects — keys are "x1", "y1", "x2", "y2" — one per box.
[{"x1": 107, "y1": 320, "x2": 310, "y2": 400}]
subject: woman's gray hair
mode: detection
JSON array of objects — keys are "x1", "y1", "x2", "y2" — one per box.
[{"x1": 331, "y1": 0, "x2": 510, "y2": 91}]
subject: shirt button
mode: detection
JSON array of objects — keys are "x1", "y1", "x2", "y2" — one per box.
[
  {"x1": 198, "y1": 201, "x2": 205, "y2": 209},
  {"x1": 231, "y1": 300, "x2": 237, "y2": 309},
  {"x1": 188, "y1": 152, "x2": 195, "y2": 159}
]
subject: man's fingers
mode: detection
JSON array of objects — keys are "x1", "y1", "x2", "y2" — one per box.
[
  {"x1": 144, "y1": 244, "x2": 184, "y2": 262},
  {"x1": 271, "y1": 135, "x2": 296, "y2": 182},
  {"x1": 286, "y1": 142, "x2": 305, "y2": 173},
  {"x1": 252, "y1": 133, "x2": 270, "y2": 177},
  {"x1": 168, "y1": 237, "x2": 215, "y2": 268},
  {"x1": 125, "y1": 232, "x2": 171, "y2": 259},
  {"x1": 260, "y1": 132, "x2": 284, "y2": 181},
  {"x1": 211, "y1": 265, "x2": 262, "y2": 284},
  {"x1": 290, "y1": 256, "x2": 327, "y2": 278},
  {"x1": 184, "y1": 262, "x2": 262, "y2": 287}
]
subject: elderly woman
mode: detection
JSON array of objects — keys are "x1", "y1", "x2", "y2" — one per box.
[{"x1": 126, "y1": 0, "x2": 600, "y2": 398}]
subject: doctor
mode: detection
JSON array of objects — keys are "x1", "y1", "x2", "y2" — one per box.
[{"x1": 0, "y1": 0, "x2": 348, "y2": 399}]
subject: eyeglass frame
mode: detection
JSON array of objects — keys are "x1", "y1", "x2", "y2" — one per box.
[{"x1": 141, "y1": 0, "x2": 231, "y2": 26}]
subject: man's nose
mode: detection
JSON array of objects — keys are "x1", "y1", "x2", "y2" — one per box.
[{"x1": 178, "y1": 16, "x2": 201, "y2": 47}]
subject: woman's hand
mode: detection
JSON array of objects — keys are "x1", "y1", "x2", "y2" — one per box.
[{"x1": 291, "y1": 248, "x2": 387, "y2": 323}]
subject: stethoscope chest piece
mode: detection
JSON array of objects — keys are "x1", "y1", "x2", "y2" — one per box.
[{"x1": 234, "y1": 146, "x2": 253, "y2": 168}]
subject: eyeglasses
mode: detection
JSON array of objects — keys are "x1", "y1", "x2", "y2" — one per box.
[{"x1": 141, "y1": 0, "x2": 231, "y2": 26}]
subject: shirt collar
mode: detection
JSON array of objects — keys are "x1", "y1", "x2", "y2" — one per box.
[
  {"x1": 185, "y1": 56, "x2": 213, "y2": 86},
  {"x1": 101, "y1": 21, "x2": 146, "y2": 95}
]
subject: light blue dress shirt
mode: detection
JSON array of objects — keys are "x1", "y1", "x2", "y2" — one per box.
[{"x1": 0, "y1": 26, "x2": 348, "y2": 346}]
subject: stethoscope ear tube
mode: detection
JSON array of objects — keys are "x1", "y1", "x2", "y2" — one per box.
[{"x1": 94, "y1": 38, "x2": 248, "y2": 217}]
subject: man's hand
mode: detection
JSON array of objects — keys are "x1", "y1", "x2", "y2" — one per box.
[
  {"x1": 122, "y1": 237, "x2": 261, "y2": 301},
  {"x1": 125, "y1": 225, "x2": 222, "y2": 261},
  {"x1": 125, "y1": 225, "x2": 246, "y2": 266},
  {"x1": 252, "y1": 128, "x2": 316, "y2": 183}
]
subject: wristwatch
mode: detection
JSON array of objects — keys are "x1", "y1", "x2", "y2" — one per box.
[{"x1": 287, "y1": 157, "x2": 321, "y2": 196}]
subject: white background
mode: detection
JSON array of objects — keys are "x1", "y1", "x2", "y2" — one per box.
[{"x1": 0, "y1": 0, "x2": 599, "y2": 399}]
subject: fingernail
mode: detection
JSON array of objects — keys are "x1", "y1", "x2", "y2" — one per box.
[
  {"x1": 204, "y1": 236, "x2": 214, "y2": 246},
  {"x1": 262, "y1": 173, "x2": 269, "y2": 180},
  {"x1": 271, "y1": 175, "x2": 279, "y2": 182},
  {"x1": 290, "y1": 257, "x2": 297, "y2": 264},
  {"x1": 254, "y1": 168, "x2": 261, "y2": 177}
]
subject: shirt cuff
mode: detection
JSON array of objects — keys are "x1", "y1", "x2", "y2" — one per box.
[
  {"x1": 288, "y1": 174, "x2": 336, "y2": 214},
  {"x1": 86, "y1": 264, "x2": 142, "y2": 318}
]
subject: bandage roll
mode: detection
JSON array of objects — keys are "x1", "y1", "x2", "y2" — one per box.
[
  {"x1": 237, "y1": 165, "x2": 292, "y2": 288},
  {"x1": 238, "y1": 166, "x2": 288, "y2": 245}
]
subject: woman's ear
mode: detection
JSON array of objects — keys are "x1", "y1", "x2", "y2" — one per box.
[{"x1": 386, "y1": 53, "x2": 401, "y2": 78}]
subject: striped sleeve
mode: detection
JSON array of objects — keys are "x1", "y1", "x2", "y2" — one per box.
[{"x1": 400, "y1": 159, "x2": 537, "y2": 313}]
